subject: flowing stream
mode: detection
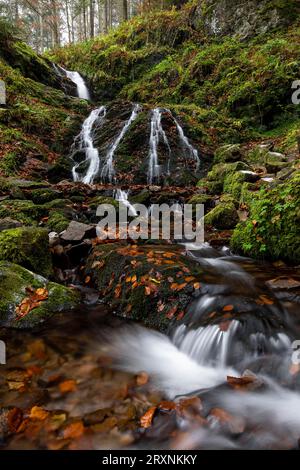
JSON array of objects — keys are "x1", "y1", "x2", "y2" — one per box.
[
  {"x1": 62, "y1": 68, "x2": 90, "y2": 100},
  {"x1": 71, "y1": 106, "x2": 106, "y2": 184},
  {"x1": 101, "y1": 104, "x2": 141, "y2": 183}
]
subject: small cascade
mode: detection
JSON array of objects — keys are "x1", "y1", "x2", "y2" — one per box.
[
  {"x1": 101, "y1": 104, "x2": 141, "y2": 183},
  {"x1": 173, "y1": 115, "x2": 200, "y2": 169},
  {"x1": 148, "y1": 108, "x2": 200, "y2": 184},
  {"x1": 114, "y1": 189, "x2": 138, "y2": 217},
  {"x1": 148, "y1": 108, "x2": 172, "y2": 184},
  {"x1": 63, "y1": 69, "x2": 90, "y2": 100},
  {"x1": 71, "y1": 106, "x2": 106, "y2": 184}
]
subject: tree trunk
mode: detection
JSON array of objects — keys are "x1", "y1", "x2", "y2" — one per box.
[
  {"x1": 123, "y1": 0, "x2": 128, "y2": 20},
  {"x1": 90, "y1": 0, "x2": 95, "y2": 37}
]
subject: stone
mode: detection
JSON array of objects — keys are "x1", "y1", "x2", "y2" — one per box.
[
  {"x1": 0, "y1": 227, "x2": 52, "y2": 277},
  {"x1": 0, "y1": 218, "x2": 22, "y2": 232},
  {"x1": 60, "y1": 220, "x2": 96, "y2": 243},
  {"x1": 0, "y1": 261, "x2": 80, "y2": 328}
]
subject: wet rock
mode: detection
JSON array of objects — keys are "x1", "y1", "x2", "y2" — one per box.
[
  {"x1": 48, "y1": 232, "x2": 60, "y2": 247},
  {"x1": 84, "y1": 242, "x2": 203, "y2": 331},
  {"x1": 0, "y1": 226, "x2": 52, "y2": 277},
  {"x1": 61, "y1": 221, "x2": 96, "y2": 243},
  {"x1": 205, "y1": 197, "x2": 239, "y2": 230},
  {"x1": 265, "y1": 152, "x2": 289, "y2": 174},
  {"x1": 214, "y1": 144, "x2": 243, "y2": 163},
  {"x1": 0, "y1": 261, "x2": 80, "y2": 329},
  {"x1": 0, "y1": 218, "x2": 22, "y2": 232}
]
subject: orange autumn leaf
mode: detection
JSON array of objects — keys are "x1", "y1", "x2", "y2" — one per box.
[
  {"x1": 158, "y1": 401, "x2": 177, "y2": 411},
  {"x1": 59, "y1": 380, "x2": 77, "y2": 394},
  {"x1": 145, "y1": 286, "x2": 151, "y2": 296},
  {"x1": 193, "y1": 282, "x2": 201, "y2": 290},
  {"x1": 185, "y1": 276, "x2": 195, "y2": 282},
  {"x1": 125, "y1": 276, "x2": 132, "y2": 283},
  {"x1": 223, "y1": 305, "x2": 234, "y2": 312},
  {"x1": 140, "y1": 406, "x2": 156, "y2": 428},
  {"x1": 30, "y1": 406, "x2": 49, "y2": 421},
  {"x1": 84, "y1": 276, "x2": 91, "y2": 284},
  {"x1": 63, "y1": 421, "x2": 85, "y2": 439},
  {"x1": 114, "y1": 284, "x2": 122, "y2": 298},
  {"x1": 131, "y1": 274, "x2": 137, "y2": 283}
]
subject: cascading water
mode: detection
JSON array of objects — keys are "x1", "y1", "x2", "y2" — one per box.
[
  {"x1": 148, "y1": 108, "x2": 172, "y2": 184},
  {"x1": 114, "y1": 189, "x2": 138, "y2": 217},
  {"x1": 104, "y1": 243, "x2": 300, "y2": 448},
  {"x1": 101, "y1": 104, "x2": 141, "y2": 183},
  {"x1": 62, "y1": 68, "x2": 90, "y2": 100},
  {"x1": 173, "y1": 115, "x2": 200, "y2": 170},
  {"x1": 148, "y1": 108, "x2": 200, "y2": 184},
  {"x1": 71, "y1": 106, "x2": 106, "y2": 184}
]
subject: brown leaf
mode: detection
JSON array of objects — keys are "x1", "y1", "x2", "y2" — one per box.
[
  {"x1": 30, "y1": 406, "x2": 49, "y2": 421},
  {"x1": 63, "y1": 421, "x2": 85, "y2": 439},
  {"x1": 158, "y1": 401, "x2": 177, "y2": 411},
  {"x1": 114, "y1": 284, "x2": 122, "y2": 298},
  {"x1": 193, "y1": 282, "x2": 201, "y2": 290},
  {"x1": 166, "y1": 305, "x2": 178, "y2": 319},
  {"x1": 140, "y1": 406, "x2": 156, "y2": 428},
  {"x1": 145, "y1": 286, "x2": 151, "y2": 296},
  {"x1": 84, "y1": 276, "x2": 91, "y2": 284},
  {"x1": 223, "y1": 305, "x2": 234, "y2": 312},
  {"x1": 59, "y1": 380, "x2": 77, "y2": 394}
]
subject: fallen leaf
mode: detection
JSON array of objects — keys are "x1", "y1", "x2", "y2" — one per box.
[
  {"x1": 223, "y1": 305, "x2": 234, "y2": 312},
  {"x1": 140, "y1": 407, "x2": 156, "y2": 428},
  {"x1": 59, "y1": 380, "x2": 77, "y2": 394},
  {"x1": 30, "y1": 406, "x2": 49, "y2": 421},
  {"x1": 193, "y1": 282, "x2": 201, "y2": 290},
  {"x1": 63, "y1": 421, "x2": 85, "y2": 439},
  {"x1": 145, "y1": 286, "x2": 151, "y2": 296},
  {"x1": 84, "y1": 276, "x2": 91, "y2": 284}
]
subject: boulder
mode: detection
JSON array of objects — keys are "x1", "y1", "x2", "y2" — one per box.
[
  {"x1": 60, "y1": 220, "x2": 96, "y2": 243},
  {"x1": 0, "y1": 261, "x2": 80, "y2": 328},
  {"x1": 205, "y1": 198, "x2": 239, "y2": 230},
  {"x1": 0, "y1": 218, "x2": 22, "y2": 232},
  {"x1": 0, "y1": 227, "x2": 52, "y2": 277}
]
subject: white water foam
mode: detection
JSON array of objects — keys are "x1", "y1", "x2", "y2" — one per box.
[
  {"x1": 101, "y1": 104, "x2": 141, "y2": 183},
  {"x1": 72, "y1": 106, "x2": 106, "y2": 184}
]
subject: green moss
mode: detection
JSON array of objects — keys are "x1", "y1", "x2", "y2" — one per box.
[
  {"x1": 223, "y1": 171, "x2": 249, "y2": 200},
  {"x1": 205, "y1": 200, "x2": 239, "y2": 230},
  {"x1": 207, "y1": 162, "x2": 249, "y2": 183},
  {"x1": 231, "y1": 171, "x2": 300, "y2": 263},
  {"x1": 214, "y1": 144, "x2": 243, "y2": 164},
  {"x1": 0, "y1": 260, "x2": 80, "y2": 328},
  {"x1": 0, "y1": 200, "x2": 43, "y2": 225},
  {"x1": 26, "y1": 188, "x2": 62, "y2": 204},
  {"x1": 0, "y1": 227, "x2": 52, "y2": 277},
  {"x1": 46, "y1": 211, "x2": 70, "y2": 233}
]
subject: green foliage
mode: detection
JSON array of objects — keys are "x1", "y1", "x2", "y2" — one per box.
[{"x1": 231, "y1": 171, "x2": 300, "y2": 262}]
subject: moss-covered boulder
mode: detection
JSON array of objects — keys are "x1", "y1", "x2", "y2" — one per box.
[
  {"x1": 205, "y1": 197, "x2": 239, "y2": 230},
  {"x1": 0, "y1": 261, "x2": 80, "y2": 328},
  {"x1": 46, "y1": 210, "x2": 70, "y2": 233},
  {"x1": 231, "y1": 171, "x2": 300, "y2": 263},
  {"x1": 214, "y1": 144, "x2": 243, "y2": 163},
  {"x1": 0, "y1": 200, "x2": 42, "y2": 225},
  {"x1": 0, "y1": 227, "x2": 52, "y2": 277},
  {"x1": 84, "y1": 242, "x2": 204, "y2": 331}
]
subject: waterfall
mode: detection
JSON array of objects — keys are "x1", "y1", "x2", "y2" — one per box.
[
  {"x1": 58, "y1": 65, "x2": 90, "y2": 100},
  {"x1": 173, "y1": 115, "x2": 200, "y2": 169},
  {"x1": 71, "y1": 106, "x2": 106, "y2": 185},
  {"x1": 114, "y1": 189, "x2": 138, "y2": 217},
  {"x1": 148, "y1": 108, "x2": 171, "y2": 184},
  {"x1": 101, "y1": 104, "x2": 141, "y2": 183},
  {"x1": 148, "y1": 108, "x2": 199, "y2": 184}
]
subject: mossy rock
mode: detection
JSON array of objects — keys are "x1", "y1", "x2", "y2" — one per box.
[
  {"x1": 188, "y1": 193, "x2": 215, "y2": 213},
  {"x1": 231, "y1": 171, "x2": 300, "y2": 263},
  {"x1": 207, "y1": 162, "x2": 249, "y2": 184},
  {"x1": 223, "y1": 171, "x2": 250, "y2": 200},
  {"x1": 0, "y1": 227, "x2": 52, "y2": 277},
  {"x1": 89, "y1": 196, "x2": 118, "y2": 211},
  {"x1": 205, "y1": 200, "x2": 239, "y2": 230},
  {"x1": 84, "y1": 243, "x2": 203, "y2": 331},
  {"x1": 197, "y1": 179, "x2": 224, "y2": 195},
  {"x1": 264, "y1": 152, "x2": 289, "y2": 174},
  {"x1": 0, "y1": 200, "x2": 43, "y2": 225},
  {"x1": 25, "y1": 188, "x2": 63, "y2": 204},
  {"x1": 0, "y1": 261, "x2": 80, "y2": 328},
  {"x1": 46, "y1": 211, "x2": 70, "y2": 234},
  {"x1": 214, "y1": 144, "x2": 243, "y2": 163}
]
